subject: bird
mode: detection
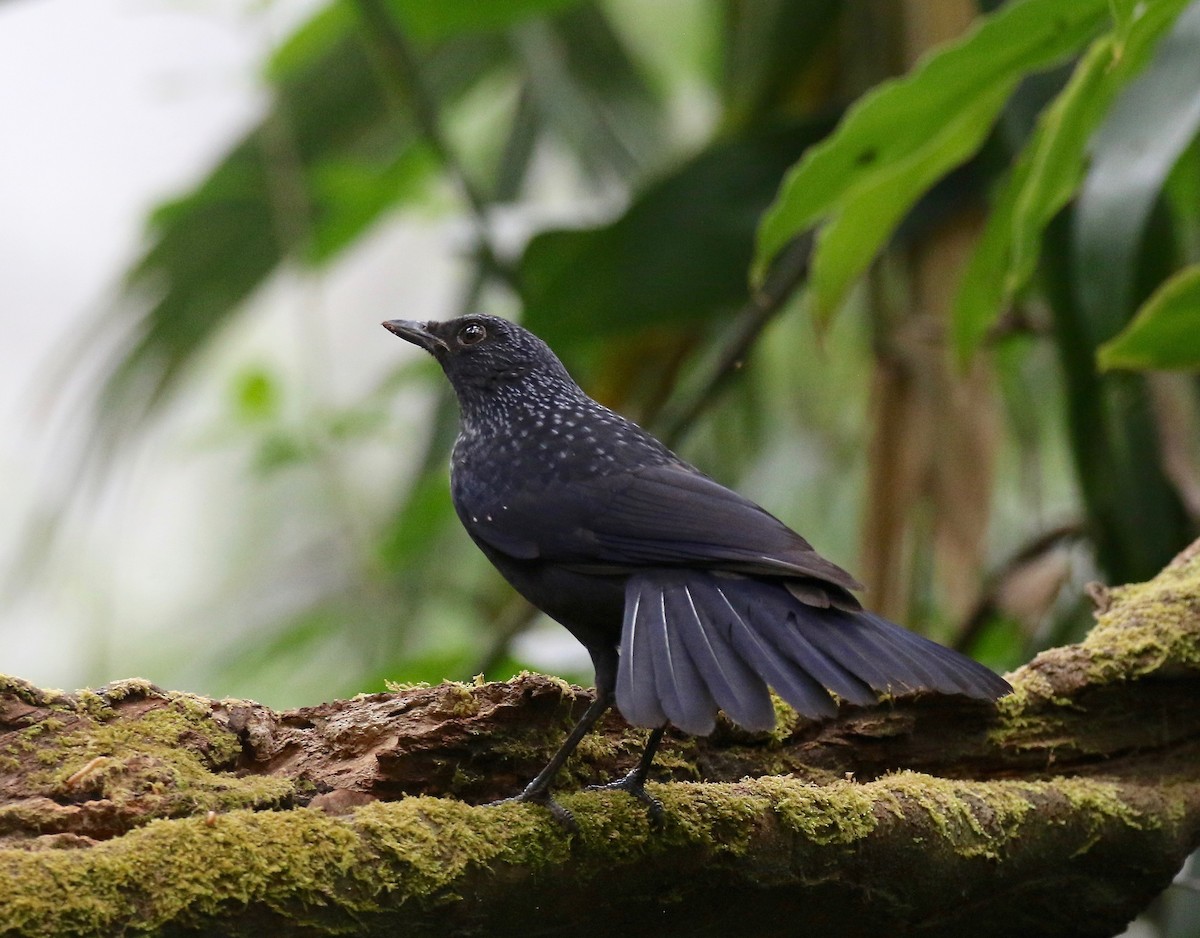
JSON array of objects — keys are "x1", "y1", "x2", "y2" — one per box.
[{"x1": 383, "y1": 314, "x2": 1011, "y2": 825}]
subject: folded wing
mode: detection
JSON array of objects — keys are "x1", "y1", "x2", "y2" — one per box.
[{"x1": 467, "y1": 463, "x2": 863, "y2": 596}]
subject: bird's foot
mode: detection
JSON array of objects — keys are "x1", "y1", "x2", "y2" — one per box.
[
  {"x1": 588, "y1": 770, "x2": 664, "y2": 828},
  {"x1": 489, "y1": 784, "x2": 578, "y2": 833}
]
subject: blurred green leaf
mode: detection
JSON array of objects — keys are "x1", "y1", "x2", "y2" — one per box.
[
  {"x1": 270, "y1": 0, "x2": 583, "y2": 78},
  {"x1": 211, "y1": 606, "x2": 348, "y2": 696},
  {"x1": 511, "y1": 5, "x2": 665, "y2": 181},
  {"x1": 268, "y1": 3, "x2": 357, "y2": 79},
  {"x1": 1010, "y1": 0, "x2": 1191, "y2": 312},
  {"x1": 1041, "y1": 210, "x2": 1193, "y2": 583},
  {"x1": 963, "y1": 614, "x2": 1028, "y2": 672},
  {"x1": 521, "y1": 119, "x2": 833, "y2": 354},
  {"x1": 232, "y1": 367, "x2": 281, "y2": 423},
  {"x1": 1098, "y1": 264, "x2": 1200, "y2": 370},
  {"x1": 1108, "y1": 0, "x2": 1141, "y2": 39},
  {"x1": 308, "y1": 145, "x2": 440, "y2": 261},
  {"x1": 1166, "y1": 136, "x2": 1200, "y2": 253},
  {"x1": 806, "y1": 82, "x2": 1008, "y2": 327},
  {"x1": 99, "y1": 34, "x2": 507, "y2": 429},
  {"x1": 954, "y1": 0, "x2": 1191, "y2": 362},
  {"x1": 753, "y1": 0, "x2": 1110, "y2": 317},
  {"x1": 387, "y1": 0, "x2": 584, "y2": 43},
  {"x1": 721, "y1": 0, "x2": 841, "y2": 130},
  {"x1": 378, "y1": 468, "x2": 457, "y2": 569},
  {"x1": 379, "y1": 649, "x2": 480, "y2": 687},
  {"x1": 253, "y1": 431, "x2": 311, "y2": 474},
  {"x1": 1074, "y1": 1, "x2": 1200, "y2": 346}
]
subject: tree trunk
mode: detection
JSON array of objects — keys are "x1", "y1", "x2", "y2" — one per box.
[{"x1": 4, "y1": 540, "x2": 1200, "y2": 937}]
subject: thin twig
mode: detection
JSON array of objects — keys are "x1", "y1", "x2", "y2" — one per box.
[
  {"x1": 654, "y1": 233, "x2": 814, "y2": 448},
  {"x1": 351, "y1": 0, "x2": 515, "y2": 287},
  {"x1": 951, "y1": 522, "x2": 1086, "y2": 653}
]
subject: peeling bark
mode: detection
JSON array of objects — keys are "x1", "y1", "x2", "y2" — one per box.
[{"x1": 3, "y1": 538, "x2": 1200, "y2": 937}]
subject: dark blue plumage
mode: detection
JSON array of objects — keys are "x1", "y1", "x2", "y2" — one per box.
[{"x1": 384, "y1": 314, "x2": 1010, "y2": 822}]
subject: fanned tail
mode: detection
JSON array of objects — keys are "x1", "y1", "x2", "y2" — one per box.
[{"x1": 616, "y1": 571, "x2": 1010, "y2": 735}]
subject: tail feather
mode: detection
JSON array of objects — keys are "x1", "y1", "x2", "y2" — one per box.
[
  {"x1": 650, "y1": 589, "x2": 719, "y2": 734},
  {"x1": 860, "y1": 613, "x2": 1012, "y2": 699},
  {"x1": 803, "y1": 613, "x2": 949, "y2": 694},
  {"x1": 615, "y1": 571, "x2": 1010, "y2": 733},
  {"x1": 666, "y1": 581, "x2": 773, "y2": 733},
  {"x1": 616, "y1": 584, "x2": 668, "y2": 728},
  {"x1": 712, "y1": 582, "x2": 839, "y2": 721},
  {"x1": 727, "y1": 581, "x2": 886, "y2": 706}
]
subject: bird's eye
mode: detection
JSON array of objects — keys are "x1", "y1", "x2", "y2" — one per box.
[{"x1": 458, "y1": 322, "x2": 487, "y2": 346}]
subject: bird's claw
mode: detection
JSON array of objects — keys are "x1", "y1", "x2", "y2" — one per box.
[
  {"x1": 588, "y1": 771, "x2": 664, "y2": 828},
  {"x1": 488, "y1": 786, "x2": 578, "y2": 833}
]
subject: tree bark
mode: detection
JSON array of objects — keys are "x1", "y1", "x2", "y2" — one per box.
[{"x1": 3, "y1": 540, "x2": 1200, "y2": 937}]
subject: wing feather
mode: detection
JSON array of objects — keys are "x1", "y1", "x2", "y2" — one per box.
[{"x1": 465, "y1": 463, "x2": 862, "y2": 595}]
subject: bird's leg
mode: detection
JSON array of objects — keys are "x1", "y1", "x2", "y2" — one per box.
[
  {"x1": 588, "y1": 724, "x2": 667, "y2": 826},
  {"x1": 491, "y1": 688, "x2": 613, "y2": 831}
]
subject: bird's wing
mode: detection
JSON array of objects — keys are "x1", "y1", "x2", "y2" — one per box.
[{"x1": 467, "y1": 463, "x2": 863, "y2": 593}]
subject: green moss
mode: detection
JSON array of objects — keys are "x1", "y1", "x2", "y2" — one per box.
[
  {"x1": 442, "y1": 682, "x2": 480, "y2": 718},
  {"x1": 572, "y1": 729, "x2": 626, "y2": 766},
  {"x1": 167, "y1": 692, "x2": 216, "y2": 720},
  {"x1": 645, "y1": 782, "x2": 762, "y2": 854},
  {"x1": 0, "y1": 807, "x2": 367, "y2": 936},
  {"x1": 1081, "y1": 557, "x2": 1200, "y2": 684},
  {"x1": 754, "y1": 776, "x2": 881, "y2": 845},
  {"x1": 645, "y1": 738, "x2": 702, "y2": 782},
  {"x1": 765, "y1": 693, "x2": 801, "y2": 744},
  {"x1": 875, "y1": 772, "x2": 1037, "y2": 859},
  {"x1": 97, "y1": 679, "x2": 160, "y2": 703},
  {"x1": 0, "y1": 772, "x2": 1188, "y2": 936},
  {"x1": 12, "y1": 693, "x2": 292, "y2": 829},
  {"x1": 385, "y1": 679, "x2": 431, "y2": 691},
  {"x1": 0, "y1": 675, "x2": 69, "y2": 710},
  {"x1": 352, "y1": 797, "x2": 570, "y2": 898},
  {"x1": 1054, "y1": 777, "x2": 1159, "y2": 854},
  {"x1": 985, "y1": 683, "x2": 1075, "y2": 751}
]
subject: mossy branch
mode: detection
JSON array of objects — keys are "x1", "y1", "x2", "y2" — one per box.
[{"x1": 3, "y1": 538, "x2": 1200, "y2": 937}]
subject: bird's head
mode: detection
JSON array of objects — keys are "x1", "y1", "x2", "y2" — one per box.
[{"x1": 382, "y1": 315, "x2": 576, "y2": 398}]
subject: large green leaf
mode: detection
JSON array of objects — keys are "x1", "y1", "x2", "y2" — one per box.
[
  {"x1": 1073, "y1": 0, "x2": 1200, "y2": 347},
  {"x1": 752, "y1": 0, "x2": 1111, "y2": 323},
  {"x1": 1040, "y1": 211, "x2": 1193, "y2": 582},
  {"x1": 1098, "y1": 264, "x2": 1200, "y2": 370},
  {"x1": 953, "y1": 0, "x2": 1192, "y2": 362},
  {"x1": 806, "y1": 81, "x2": 1010, "y2": 327},
  {"x1": 519, "y1": 119, "x2": 834, "y2": 354}
]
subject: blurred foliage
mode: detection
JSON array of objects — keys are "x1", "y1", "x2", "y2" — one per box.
[
  {"x1": 1101, "y1": 265, "x2": 1200, "y2": 369},
  {"x1": 73, "y1": 0, "x2": 1200, "y2": 765}
]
